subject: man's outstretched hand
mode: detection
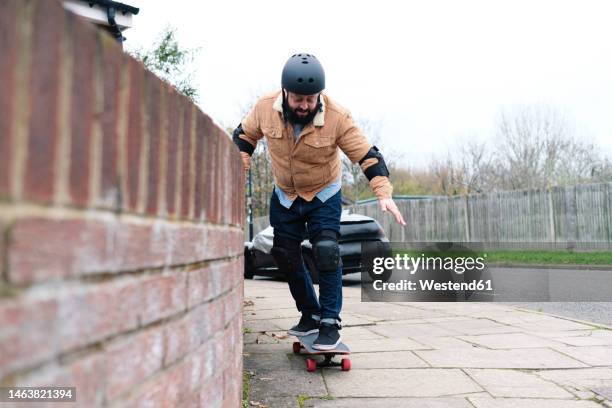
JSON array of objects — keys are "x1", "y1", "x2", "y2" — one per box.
[{"x1": 378, "y1": 198, "x2": 406, "y2": 226}]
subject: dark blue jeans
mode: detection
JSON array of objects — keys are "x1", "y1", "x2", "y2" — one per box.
[{"x1": 269, "y1": 189, "x2": 343, "y2": 321}]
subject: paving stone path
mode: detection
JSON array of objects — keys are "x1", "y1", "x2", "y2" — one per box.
[{"x1": 243, "y1": 279, "x2": 612, "y2": 408}]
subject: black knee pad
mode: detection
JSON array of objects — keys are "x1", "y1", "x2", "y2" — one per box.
[
  {"x1": 312, "y1": 230, "x2": 340, "y2": 274},
  {"x1": 271, "y1": 235, "x2": 302, "y2": 274}
]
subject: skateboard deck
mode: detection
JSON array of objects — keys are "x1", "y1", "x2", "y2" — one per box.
[{"x1": 292, "y1": 332, "x2": 351, "y2": 372}]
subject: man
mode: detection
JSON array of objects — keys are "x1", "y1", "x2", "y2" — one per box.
[{"x1": 233, "y1": 53, "x2": 405, "y2": 350}]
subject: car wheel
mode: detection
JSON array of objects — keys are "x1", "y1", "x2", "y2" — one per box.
[
  {"x1": 303, "y1": 252, "x2": 319, "y2": 284},
  {"x1": 244, "y1": 249, "x2": 255, "y2": 279}
]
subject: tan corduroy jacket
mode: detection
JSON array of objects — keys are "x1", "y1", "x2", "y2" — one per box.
[{"x1": 239, "y1": 90, "x2": 392, "y2": 201}]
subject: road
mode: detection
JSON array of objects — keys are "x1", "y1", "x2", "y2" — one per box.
[{"x1": 343, "y1": 266, "x2": 612, "y2": 327}]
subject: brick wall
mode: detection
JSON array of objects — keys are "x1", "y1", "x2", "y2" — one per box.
[{"x1": 0, "y1": 1, "x2": 245, "y2": 406}]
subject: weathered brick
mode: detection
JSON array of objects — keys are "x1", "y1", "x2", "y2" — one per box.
[
  {"x1": 121, "y1": 358, "x2": 191, "y2": 408},
  {"x1": 7, "y1": 217, "x2": 108, "y2": 284},
  {"x1": 233, "y1": 316, "x2": 243, "y2": 371},
  {"x1": 220, "y1": 132, "x2": 231, "y2": 225},
  {"x1": 68, "y1": 18, "x2": 96, "y2": 206},
  {"x1": 99, "y1": 34, "x2": 123, "y2": 208},
  {"x1": 56, "y1": 279, "x2": 142, "y2": 350},
  {"x1": 165, "y1": 224, "x2": 228, "y2": 266},
  {"x1": 165, "y1": 91, "x2": 180, "y2": 216},
  {"x1": 0, "y1": 296, "x2": 59, "y2": 378},
  {"x1": 186, "y1": 264, "x2": 214, "y2": 308},
  {"x1": 0, "y1": 286, "x2": 130, "y2": 377},
  {"x1": 126, "y1": 58, "x2": 143, "y2": 211},
  {"x1": 223, "y1": 287, "x2": 242, "y2": 326},
  {"x1": 210, "y1": 130, "x2": 220, "y2": 224},
  {"x1": 218, "y1": 261, "x2": 235, "y2": 295},
  {"x1": 8, "y1": 216, "x2": 244, "y2": 285},
  {"x1": 196, "y1": 372, "x2": 223, "y2": 408},
  {"x1": 105, "y1": 326, "x2": 164, "y2": 400},
  {"x1": 223, "y1": 361, "x2": 242, "y2": 408},
  {"x1": 162, "y1": 315, "x2": 191, "y2": 367},
  {"x1": 180, "y1": 105, "x2": 193, "y2": 218},
  {"x1": 145, "y1": 71, "x2": 161, "y2": 215},
  {"x1": 197, "y1": 335, "x2": 218, "y2": 384},
  {"x1": 202, "y1": 130, "x2": 211, "y2": 223},
  {"x1": 24, "y1": 0, "x2": 64, "y2": 202},
  {"x1": 14, "y1": 350, "x2": 107, "y2": 407},
  {"x1": 0, "y1": 1, "x2": 17, "y2": 197},
  {"x1": 0, "y1": 277, "x2": 160, "y2": 377},
  {"x1": 208, "y1": 296, "x2": 226, "y2": 337},
  {"x1": 194, "y1": 115, "x2": 205, "y2": 219},
  {"x1": 139, "y1": 271, "x2": 187, "y2": 326},
  {"x1": 163, "y1": 302, "x2": 214, "y2": 367},
  {"x1": 111, "y1": 221, "x2": 166, "y2": 271}
]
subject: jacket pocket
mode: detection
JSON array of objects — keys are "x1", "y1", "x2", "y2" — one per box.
[
  {"x1": 263, "y1": 127, "x2": 282, "y2": 139},
  {"x1": 303, "y1": 134, "x2": 332, "y2": 148},
  {"x1": 301, "y1": 135, "x2": 335, "y2": 168},
  {"x1": 264, "y1": 127, "x2": 286, "y2": 158}
]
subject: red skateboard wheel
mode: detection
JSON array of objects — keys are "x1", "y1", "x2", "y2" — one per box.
[
  {"x1": 292, "y1": 342, "x2": 301, "y2": 354},
  {"x1": 306, "y1": 358, "x2": 317, "y2": 372},
  {"x1": 341, "y1": 358, "x2": 351, "y2": 371}
]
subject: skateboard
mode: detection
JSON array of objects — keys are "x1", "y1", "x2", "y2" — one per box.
[{"x1": 292, "y1": 332, "x2": 351, "y2": 372}]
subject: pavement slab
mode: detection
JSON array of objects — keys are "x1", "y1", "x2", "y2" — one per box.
[
  {"x1": 464, "y1": 368, "x2": 575, "y2": 398},
  {"x1": 551, "y1": 345, "x2": 612, "y2": 366},
  {"x1": 536, "y1": 367, "x2": 612, "y2": 390},
  {"x1": 248, "y1": 369, "x2": 327, "y2": 400},
  {"x1": 303, "y1": 397, "x2": 475, "y2": 407},
  {"x1": 468, "y1": 397, "x2": 602, "y2": 408},
  {"x1": 415, "y1": 347, "x2": 589, "y2": 369},
  {"x1": 348, "y1": 337, "x2": 429, "y2": 353},
  {"x1": 368, "y1": 322, "x2": 460, "y2": 337},
  {"x1": 323, "y1": 368, "x2": 483, "y2": 397},
  {"x1": 246, "y1": 396, "x2": 301, "y2": 408},
  {"x1": 457, "y1": 332, "x2": 563, "y2": 349},
  {"x1": 344, "y1": 351, "x2": 429, "y2": 368}
]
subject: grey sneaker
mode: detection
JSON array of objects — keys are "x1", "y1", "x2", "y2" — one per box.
[
  {"x1": 287, "y1": 314, "x2": 319, "y2": 336},
  {"x1": 312, "y1": 322, "x2": 341, "y2": 350}
]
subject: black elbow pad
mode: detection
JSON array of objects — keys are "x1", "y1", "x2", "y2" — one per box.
[
  {"x1": 358, "y1": 146, "x2": 390, "y2": 181},
  {"x1": 232, "y1": 123, "x2": 255, "y2": 155}
]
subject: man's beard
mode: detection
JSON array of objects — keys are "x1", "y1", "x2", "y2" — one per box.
[
  {"x1": 282, "y1": 93, "x2": 321, "y2": 125},
  {"x1": 287, "y1": 106, "x2": 319, "y2": 125}
]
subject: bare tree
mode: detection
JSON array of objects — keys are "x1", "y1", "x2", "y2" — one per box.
[
  {"x1": 491, "y1": 106, "x2": 603, "y2": 190},
  {"x1": 249, "y1": 140, "x2": 275, "y2": 217},
  {"x1": 233, "y1": 96, "x2": 275, "y2": 218},
  {"x1": 341, "y1": 119, "x2": 403, "y2": 202}
]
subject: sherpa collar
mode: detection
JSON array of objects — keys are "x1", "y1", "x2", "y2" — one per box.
[{"x1": 273, "y1": 91, "x2": 325, "y2": 127}]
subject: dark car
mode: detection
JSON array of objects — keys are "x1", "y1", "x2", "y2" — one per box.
[{"x1": 244, "y1": 212, "x2": 391, "y2": 283}]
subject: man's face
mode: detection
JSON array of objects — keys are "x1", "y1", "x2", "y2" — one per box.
[{"x1": 286, "y1": 91, "x2": 319, "y2": 118}]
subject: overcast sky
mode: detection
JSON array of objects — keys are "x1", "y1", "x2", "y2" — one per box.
[{"x1": 126, "y1": 0, "x2": 612, "y2": 167}]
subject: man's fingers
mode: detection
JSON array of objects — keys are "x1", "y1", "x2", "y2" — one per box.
[
  {"x1": 378, "y1": 199, "x2": 406, "y2": 225},
  {"x1": 391, "y1": 207, "x2": 405, "y2": 225},
  {"x1": 389, "y1": 203, "x2": 406, "y2": 226}
]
